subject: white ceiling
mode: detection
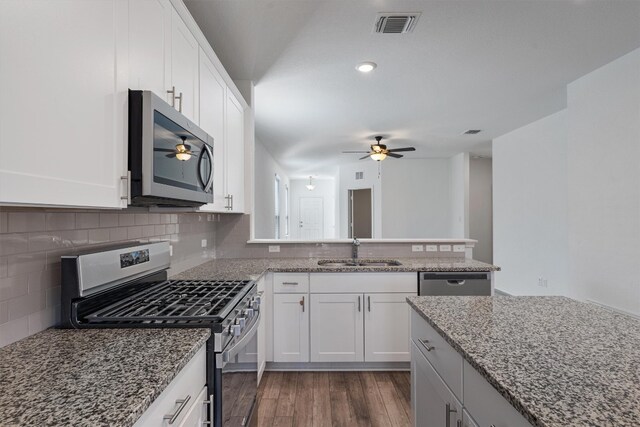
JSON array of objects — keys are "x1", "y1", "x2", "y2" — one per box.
[{"x1": 185, "y1": 0, "x2": 640, "y2": 176}]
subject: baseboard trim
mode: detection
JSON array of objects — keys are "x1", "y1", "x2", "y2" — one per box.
[{"x1": 266, "y1": 361, "x2": 410, "y2": 371}]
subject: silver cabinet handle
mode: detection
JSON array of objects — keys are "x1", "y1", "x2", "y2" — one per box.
[
  {"x1": 167, "y1": 86, "x2": 176, "y2": 107},
  {"x1": 282, "y1": 282, "x2": 299, "y2": 286},
  {"x1": 204, "y1": 396, "x2": 214, "y2": 426},
  {"x1": 230, "y1": 194, "x2": 234, "y2": 210},
  {"x1": 175, "y1": 91, "x2": 183, "y2": 112},
  {"x1": 358, "y1": 295, "x2": 361, "y2": 312},
  {"x1": 456, "y1": 421, "x2": 462, "y2": 427},
  {"x1": 445, "y1": 403, "x2": 457, "y2": 427},
  {"x1": 419, "y1": 339, "x2": 435, "y2": 352},
  {"x1": 300, "y1": 296, "x2": 305, "y2": 312},
  {"x1": 367, "y1": 295, "x2": 371, "y2": 312},
  {"x1": 164, "y1": 395, "x2": 191, "y2": 424}
]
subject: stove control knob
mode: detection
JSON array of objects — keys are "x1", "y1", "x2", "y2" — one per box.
[
  {"x1": 236, "y1": 317, "x2": 246, "y2": 328},
  {"x1": 253, "y1": 296, "x2": 262, "y2": 305},
  {"x1": 228, "y1": 324, "x2": 242, "y2": 337},
  {"x1": 244, "y1": 308, "x2": 254, "y2": 318}
]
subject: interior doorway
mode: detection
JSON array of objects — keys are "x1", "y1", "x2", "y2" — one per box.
[
  {"x1": 299, "y1": 197, "x2": 323, "y2": 239},
  {"x1": 348, "y1": 188, "x2": 372, "y2": 238}
]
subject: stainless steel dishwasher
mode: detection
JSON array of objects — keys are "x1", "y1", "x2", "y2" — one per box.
[{"x1": 419, "y1": 272, "x2": 492, "y2": 296}]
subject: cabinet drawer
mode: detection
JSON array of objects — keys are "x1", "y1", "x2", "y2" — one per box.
[
  {"x1": 310, "y1": 272, "x2": 416, "y2": 293},
  {"x1": 177, "y1": 386, "x2": 208, "y2": 427},
  {"x1": 273, "y1": 273, "x2": 309, "y2": 293},
  {"x1": 133, "y1": 345, "x2": 207, "y2": 427},
  {"x1": 410, "y1": 310, "x2": 463, "y2": 401},
  {"x1": 463, "y1": 361, "x2": 532, "y2": 427}
]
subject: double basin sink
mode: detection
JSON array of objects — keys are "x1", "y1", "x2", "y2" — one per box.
[{"x1": 318, "y1": 259, "x2": 402, "y2": 268}]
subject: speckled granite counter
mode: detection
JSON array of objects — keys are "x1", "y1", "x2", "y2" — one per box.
[
  {"x1": 406, "y1": 296, "x2": 640, "y2": 427},
  {"x1": 0, "y1": 328, "x2": 210, "y2": 427},
  {"x1": 172, "y1": 257, "x2": 499, "y2": 281}
]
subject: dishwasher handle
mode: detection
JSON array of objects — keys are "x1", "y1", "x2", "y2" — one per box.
[{"x1": 446, "y1": 280, "x2": 465, "y2": 286}]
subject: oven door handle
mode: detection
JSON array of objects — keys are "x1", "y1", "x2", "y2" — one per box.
[
  {"x1": 197, "y1": 143, "x2": 214, "y2": 193},
  {"x1": 222, "y1": 310, "x2": 261, "y2": 364}
]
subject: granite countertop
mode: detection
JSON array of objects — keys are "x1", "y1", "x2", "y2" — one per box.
[
  {"x1": 172, "y1": 257, "x2": 499, "y2": 281},
  {"x1": 406, "y1": 296, "x2": 640, "y2": 427},
  {"x1": 0, "y1": 328, "x2": 210, "y2": 427}
]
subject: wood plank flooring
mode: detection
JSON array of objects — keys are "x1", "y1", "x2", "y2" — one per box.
[{"x1": 255, "y1": 371, "x2": 411, "y2": 427}]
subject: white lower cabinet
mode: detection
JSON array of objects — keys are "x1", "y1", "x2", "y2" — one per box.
[
  {"x1": 133, "y1": 345, "x2": 208, "y2": 426},
  {"x1": 273, "y1": 293, "x2": 309, "y2": 362},
  {"x1": 256, "y1": 276, "x2": 267, "y2": 383},
  {"x1": 410, "y1": 308, "x2": 532, "y2": 427},
  {"x1": 310, "y1": 293, "x2": 364, "y2": 362},
  {"x1": 365, "y1": 293, "x2": 414, "y2": 362}
]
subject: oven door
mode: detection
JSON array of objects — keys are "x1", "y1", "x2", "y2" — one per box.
[{"x1": 217, "y1": 310, "x2": 260, "y2": 427}]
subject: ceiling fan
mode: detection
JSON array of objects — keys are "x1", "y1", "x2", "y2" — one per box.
[
  {"x1": 342, "y1": 136, "x2": 415, "y2": 161},
  {"x1": 154, "y1": 136, "x2": 198, "y2": 161}
]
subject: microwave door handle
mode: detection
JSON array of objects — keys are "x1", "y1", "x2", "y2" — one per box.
[{"x1": 197, "y1": 143, "x2": 214, "y2": 193}]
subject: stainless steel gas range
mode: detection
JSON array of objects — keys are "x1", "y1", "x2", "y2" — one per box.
[{"x1": 60, "y1": 241, "x2": 260, "y2": 427}]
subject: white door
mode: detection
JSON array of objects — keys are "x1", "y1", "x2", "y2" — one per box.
[
  {"x1": 273, "y1": 294, "x2": 309, "y2": 362},
  {"x1": 170, "y1": 7, "x2": 199, "y2": 123},
  {"x1": 299, "y1": 197, "x2": 323, "y2": 239},
  {"x1": 0, "y1": 0, "x2": 127, "y2": 208},
  {"x1": 225, "y1": 90, "x2": 245, "y2": 212},
  {"x1": 310, "y1": 293, "x2": 363, "y2": 362},
  {"x1": 365, "y1": 293, "x2": 414, "y2": 362},
  {"x1": 198, "y1": 48, "x2": 227, "y2": 212},
  {"x1": 128, "y1": 0, "x2": 171, "y2": 99},
  {"x1": 411, "y1": 342, "x2": 462, "y2": 427}
]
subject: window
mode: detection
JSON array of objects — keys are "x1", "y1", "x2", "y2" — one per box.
[
  {"x1": 274, "y1": 175, "x2": 281, "y2": 239},
  {"x1": 284, "y1": 184, "x2": 290, "y2": 237}
]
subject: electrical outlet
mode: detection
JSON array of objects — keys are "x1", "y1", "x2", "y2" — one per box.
[
  {"x1": 169, "y1": 245, "x2": 173, "y2": 257},
  {"x1": 538, "y1": 277, "x2": 549, "y2": 288},
  {"x1": 412, "y1": 245, "x2": 424, "y2": 252},
  {"x1": 201, "y1": 239, "x2": 207, "y2": 248},
  {"x1": 269, "y1": 245, "x2": 280, "y2": 253},
  {"x1": 426, "y1": 245, "x2": 438, "y2": 252},
  {"x1": 453, "y1": 244, "x2": 465, "y2": 253},
  {"x1": 439, "y1": 244, "x2": 452, "y2": 252}
]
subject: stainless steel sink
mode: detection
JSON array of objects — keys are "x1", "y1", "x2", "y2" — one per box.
[{"x1": 318, "y1": 259, "x2": 402, "y2": 267}]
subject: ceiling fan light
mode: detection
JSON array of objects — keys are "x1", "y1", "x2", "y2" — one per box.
[
  {"x1": 176, "y1": 152, "x2": 192, "y2": 161},
  {"x1": 370, "y1": 152, "x2": 387, "y2": 161}
]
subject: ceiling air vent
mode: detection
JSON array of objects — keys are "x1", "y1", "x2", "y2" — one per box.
[
  {"x1": 355, "y1": 172, "x2": 364, "y2": 180},
  {"x1": 374, "y1": 13, "x2": 421, "y2": 34},
  {"x1": 463, "y1": 129, "x2": 482, "y2": 135}
]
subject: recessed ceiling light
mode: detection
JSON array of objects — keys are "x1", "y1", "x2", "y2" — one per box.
[{"x1": 356, "y1": 61, "x2": 377, "y2": 73}]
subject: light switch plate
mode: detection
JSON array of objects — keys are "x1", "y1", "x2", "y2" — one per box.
[
  {"x1": 201, "y1": 239, "x2": 207, "y2": 248},
  {"x1": 439, "y1": 244, "x2": 452, "y2": 252},
  {"x1": 412, "y1": 245, "x2": 424, "y2": 252},
  {"x1": 169, "y1": 245, "x2": 173, "y2": 257},
  {"x1": 426, "y1": 245, "x2": 438, "y2": 252},
  {"x1": 269, "y1": 245, "x2": 280, "y2": 253},
  {"x1": 453, "y1": 244, "x2": 465, "y2": 252}
]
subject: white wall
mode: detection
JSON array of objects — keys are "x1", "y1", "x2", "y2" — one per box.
[
  {"x1": 493, "y1": 110, "x2": 569, "y2": 296},
  {"x1": 449, "y1": 153, "x2": 469, "y2": 238},
  {"x1": 290, "y1": 178, "x2": 337, "y2": 239},
  {"x1": 469, "y1": 157, "x2": 493, "y2": 264},
  {"x1": 338, "y1": 161, "x2": 382, "y2": 238},
  {"x1": 381, "y1": 159, "x2": 452, "y2": 238},
  {"x1": 253, "y1": 139, "x2": 289, "y2": 239},
  {"x1": 566, "y1": 48, "x2": 640, "y2": 316}
]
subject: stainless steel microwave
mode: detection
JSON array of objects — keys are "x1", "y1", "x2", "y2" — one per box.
[{"x1": 128, "y1": 90, "x2": 214, "y2": 207}]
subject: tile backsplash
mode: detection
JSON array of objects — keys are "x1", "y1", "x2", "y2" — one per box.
[{"x1": 0, "y1": 207, "x2": 216, "y2": 347}]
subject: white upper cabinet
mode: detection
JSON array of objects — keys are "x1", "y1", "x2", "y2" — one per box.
[
  {"x1": 128, "y1": 0, "x2": 172, "y2": 99},
  {"x1": 0, "y1": 0, "x2": 128, "y2": 208},
  {"x1": 170, "y1": 7, "x2": 199, "y2": 124},
  {"x1": 198, "y1": 48, "x2": 227, "y2": 211},
  {"x1": 224, "y1": 90, "x2": 245, "y2": 213}
]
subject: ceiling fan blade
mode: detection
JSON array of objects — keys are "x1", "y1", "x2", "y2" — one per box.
[
  {"x1": 359, "y1": 155, "x2": 371, "y2": 160},
  {"x1": 165, "y1": 153, "x2": 177, "y2": 158},
  {"x1": 387, "y1": 153, "x2": 403, "y2": 158},
  {"x1": 387, "y1": 147, "x2": 416, "y2": 153},
  {"x1": 342, "y1": 151, "x2": 371, "y2": 153},
  {"x1": 154, "y1": 148, "x2": 177, "y2": 153}
]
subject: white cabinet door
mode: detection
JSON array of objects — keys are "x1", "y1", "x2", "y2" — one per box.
[
  {"x1": 225, "y1": 90, "x2": 245, "y2": 213},
  {"x1": 310, "y1": 293, "x2": 363, "y2": 362},
  {"x1": 0, "y1": 0, "x2": 127, "y2": 208},
  {"x1": 128, "y1": 0, "x2": 172, "y2": 99},
  {"x1": 198, "y1": 48, "x2": 227, "y2": 212},
  {"x1": 273, "y1": 293, "x2": 309, "y2": 362},
  {"x1": 365, "y1": 293, "x2": 413, "y2": 362},
  {"x1": 176, "y1": 386, "x2": 208, "y2": 427},
  {"x1": 256, "y1": 276, "x2": 267, "y2": 383},
  {"x1": 170, "y1": 7, "x2": 199, "y2": 123},
  {"x1": 411, "y1": 342, "x2": 462, "y2": 427}
]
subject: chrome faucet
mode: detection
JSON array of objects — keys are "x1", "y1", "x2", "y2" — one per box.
[{"x1": 352, "y1": 237, "x2": 360, "y2": 259}]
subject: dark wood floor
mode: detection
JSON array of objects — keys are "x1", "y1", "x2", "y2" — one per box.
[{"x1": 256, "y1": 371, "x2": 412, "y2": 427}]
